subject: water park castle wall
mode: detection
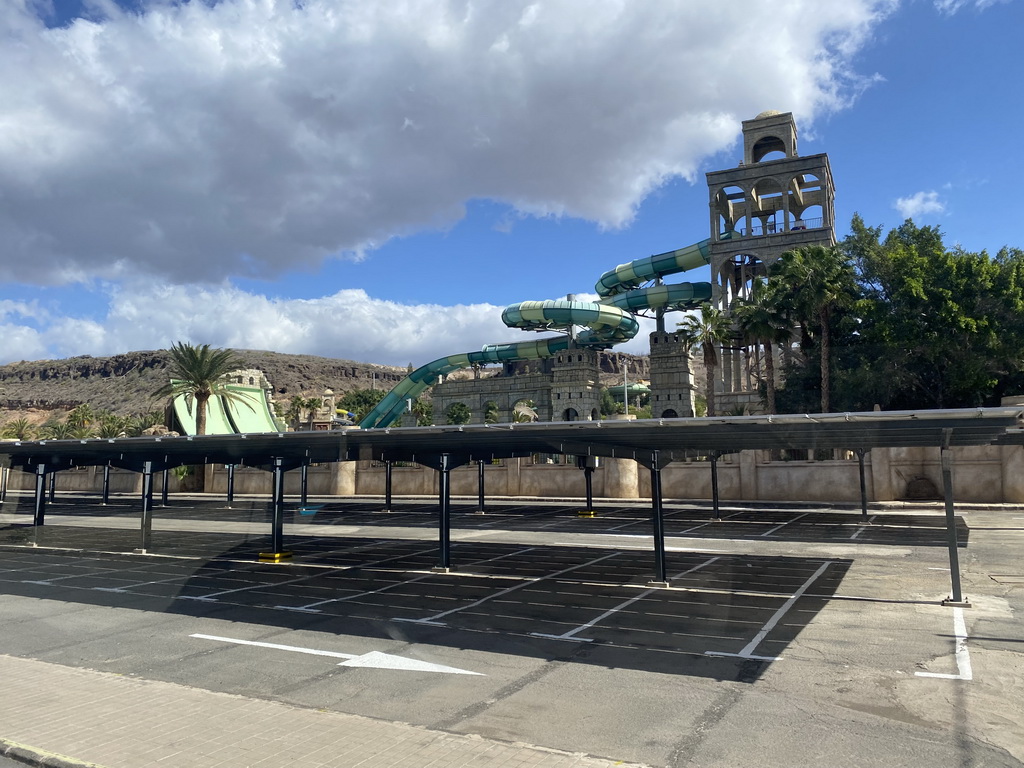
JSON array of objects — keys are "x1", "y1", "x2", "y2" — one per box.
[{"x1": 14, "y1": 443, "x2": 1024, "y2": 504}]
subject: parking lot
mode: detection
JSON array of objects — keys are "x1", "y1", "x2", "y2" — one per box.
[{"x1": 2, "y1": 492, "x2": 1023, "y2": 766}]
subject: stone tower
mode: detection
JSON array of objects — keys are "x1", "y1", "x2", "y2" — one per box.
[
  {"x1": 705, "y1": 110, "x2": 836, "y2": 413},
  {"x1": 648, "y1": 329, "x2": 696, "y2": 418},
  {"x1": 550, "y1": 346, "x2": 601, "y2": 422}
]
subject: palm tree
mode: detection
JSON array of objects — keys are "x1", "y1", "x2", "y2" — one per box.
[
  {"x1": 67, "y1": 404, "x2": 94, "y2": 430},
  {"x1": 153, "y1": 343, "x2": 251, "y2": 435},
  {"x1": 97, "y1": 414, "x2": 130, "y2": 439},
  {"x1": 678, "y1": 304, "x2": 732, "y2": 417},
  {"x1": 732, "y1": 278, "x2": 791, "y2": 414},
  {"x1": 771, "y1": 245, "x2": 856, "y2": 413},
  {"x1": 304, "y1": 397, "x2": 323, "y2": 430},
  {"x1": 2, "y1": 417, "x2": 35, "y2": 440},
  {"x1": 42, "y1": 420, "x2": 75, "y2": 440}
]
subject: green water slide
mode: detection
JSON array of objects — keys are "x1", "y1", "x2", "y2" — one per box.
[
  {"x1": 173, "y1": 393, "x2": 235, "y2": 436},
  {"x1": 359, "y1": 237, "x2": 720, "y2": 429},
  {"x1": 172, "y1": 386, "x2": 281, "y2": 435},
  {"x1": 223, "y1": 385, "x2": 283, "y2": 433}
]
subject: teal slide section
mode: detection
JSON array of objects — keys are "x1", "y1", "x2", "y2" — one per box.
[{"x1": 359, "y1": 235, "x2": 722, "y2": 429}]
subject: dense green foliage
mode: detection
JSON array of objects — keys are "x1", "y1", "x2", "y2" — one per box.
[
  {"x1": 336, "y1": 388, "x2": 386, "y2": 420},
  {"x1": 677, "y1": 304, "x2": 731, "y2": 416},
  {"x1": 758, "y1": 217, "x2": 1024, "y2": 413},
  {"x1": 446, "y1": 402, "x2": 471, "y2": 425}
]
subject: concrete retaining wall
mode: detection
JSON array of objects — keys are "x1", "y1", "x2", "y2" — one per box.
[{"x1": 6, "y1": 445, "x2": 1024, "y2": 503}]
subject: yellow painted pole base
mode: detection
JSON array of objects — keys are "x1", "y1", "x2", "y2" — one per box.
[
  {"x1": 258, "y1": 551, "x2": 293, "y2": 563},
  {"x1": 576, "y1": 509, "x2": 596, "y2": 518}
]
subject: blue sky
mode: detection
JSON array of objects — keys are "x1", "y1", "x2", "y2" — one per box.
[{"x1": 0, "y1": 0, "x2": 1021, "y2": 366}]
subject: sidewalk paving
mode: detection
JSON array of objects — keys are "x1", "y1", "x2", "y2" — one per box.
[{"x1": 0, "y1": 655, "x2": 643, "y2": 768}]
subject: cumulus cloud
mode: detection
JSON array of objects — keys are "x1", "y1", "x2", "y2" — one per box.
[
  {"x1": 0, "y1": 0, "x2": 893, "y2": 286},
  {"x1": 894, "y1": 190, "x2": 946, "y2": 219},
  {"x1": 0, "y1": 282, "x2": 659, "y2": 365}
]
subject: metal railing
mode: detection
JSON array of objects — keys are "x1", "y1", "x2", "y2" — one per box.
[{"x1": 732, "y1": 217, "x2": 823, "y2": 237}]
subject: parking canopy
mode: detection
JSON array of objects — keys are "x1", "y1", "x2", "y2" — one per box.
[{"x1": 1, "y1": 407, "x2": 1021, "y2": 473}]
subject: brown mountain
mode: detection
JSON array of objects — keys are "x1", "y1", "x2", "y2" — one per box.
[{"x1": 0, "y1": 347, "x2": 653, "y2": 426}]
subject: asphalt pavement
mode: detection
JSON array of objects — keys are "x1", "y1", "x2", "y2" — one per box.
[{"x1": 1, "y1": 492, "x2": 1023, "y2": 767}]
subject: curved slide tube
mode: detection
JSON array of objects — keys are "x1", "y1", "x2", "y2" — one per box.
[{"x1": 359, "y1": 237, "x2": 720, "y2": 429}]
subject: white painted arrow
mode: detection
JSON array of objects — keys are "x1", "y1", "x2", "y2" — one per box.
[{"x1": 189, "y1": 634, "x2": 483, "y2": 675}]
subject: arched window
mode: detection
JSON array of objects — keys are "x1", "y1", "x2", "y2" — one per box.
[{"x1": 751, "y1": 134, "x2": 787, "y2": 163}]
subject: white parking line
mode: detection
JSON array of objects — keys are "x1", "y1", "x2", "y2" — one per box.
[
  {"x1": 21, "y1": 567, "x2": 121, "y2": 586},
  {"x1": 275, "y1": 547, "x2": 536, "y2": 613},
  {"x1": 705, "y1": 561, "x2": 833, "y2": 662},
  {"x1": 176, "y1": 546, "x2": 438, "y2": 602},
  {"x1": 531, "y1": 557, "x2": 720, "y2": 642},
  {"x1": 678, "y1": 510, "x2": 749, "y2": 535},
  {"x1": 93, "y1": 573, "x2": 193, "y2": 593},
  {"x1": 393, "y1": 552, "x2": 621, "y2": 627},
  {"x1": 849, "y1": 515, "x2": 877, "y2": 540},
  {"x1": 916, "y1": 607, "x2": 973, "y2": 680},
  {"x1": 760, "y1": 512, "x2": 810, "y2": 538}
]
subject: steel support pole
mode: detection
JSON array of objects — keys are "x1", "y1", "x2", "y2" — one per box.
[
  {"x1": 269, "y1": 457, "x2": 286, "y2": 557},
  {"x1": 650, "y1": 456, "x2": 668, "y2": 586},
  {"x1": 48, "y1": 471, "x2": 56, "y2": 503},
  {"x1": 300, "y1": 462, "x2": 309, "y2": 507},
  {"x1": 856, "y1": 448, "x2": 868, "y2": 522},
  {"x1": 584, "y1": 466, "x2": 595, "y2": 512},
  {"x1": 226, "y1": 464, "x2": 235, "y2": 508},
  {"x1": 941, "y1": 445, "x2": 967, "y2": 605},
  {"x1": 102, "y1": 465, "x2": 110, "y2": 505},
  {"x1": 0, "y1": 466, "x2": 8, "y2": 503},
  {"x1": 33, "y1": 464, "x2": 47, "y2": 546},
  {"x1": 436, "y1": 454, "x2": 452, "y2": 571},
  {"x1": 161, "y1": 469, "x2": 169, "y2": 507},
  {"x1": 139, "y1": 461, "x2": 154, "y2": 553},
  {"x1": 384, "y1": 461, "x2": 393, "y2": 512},
  {"x1": 710, "y1": 452, "x2": 721, "y2": 520},
  {"x1": 476, "y1": 459, "x2": 486, "y2": 514}
]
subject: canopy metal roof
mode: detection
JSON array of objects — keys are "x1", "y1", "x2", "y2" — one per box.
[{"x1": 2, "y1": 407, "x2": 1020, "y2": 473}]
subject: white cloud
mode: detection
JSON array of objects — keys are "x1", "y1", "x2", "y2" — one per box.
[
  {"x1": 0, "y1": 282, "x2": 510, "y2": 365},
  {"x1": 0, "y1": 0, "x2": 895, "y2": 286},
  {"x1": 0, "y1": 281, "x2": 667, "y2": 365},
  {"x1": 934, "y1": 0, "x2": 1009, "y2": 14},
  {"x1": 894, "y1": 190, "x2": 946, "y2": 219}
]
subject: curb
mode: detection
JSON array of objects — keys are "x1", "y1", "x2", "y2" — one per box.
[{"x1": 0, "y1": 738, "x2": 108, "y2": 768}]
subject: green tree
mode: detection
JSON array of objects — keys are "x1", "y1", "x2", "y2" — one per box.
[
  {"x1": 732, "y1": 277, "x2": 791, "y2": 414},
  {"x1": 337, "y1": 389, "x2": 387, "y2": 421},
  {"x1": 152, "y1": 342, "x2": 251, "y2": 435},
  {"x1": 483, "y1": 400, "x2": 500, "y2": 424},
  {"x1": 843, "y1": 216, "x2": 1016, "y2": 409},
  {"x1": 2, "y1": 417, "x2": 35, "y2": 440},
  {"x1": 678, "y1": 305, "x2": 731, "y2": 417},
  {"x1": 770, "y1": 245, "x2": 858, "y2": 413},
  {"x1": 446, "y1": 402, "x2": 471, "y2": 425},
  {"x1": 42, "y1": 420, "x2": 75, "y2": 440},
  {"x1": 127, "y1": 411, "x2": 166, "y2": 437},
  {"x1": 599, "y1": 387, "x2": 623, "y2": 417},
  {"x1": 96, "y1": 413, "x2": 130, "y2": 439},
  {"x1": 411, "y1": 398, "x2": 433, "y2": 426},
  {"x1": 304, "y1": 397, "x2": 323, "y2": 430},
  {"x1": 67, "y1": 404, "x2": 94, "y2": 430}
]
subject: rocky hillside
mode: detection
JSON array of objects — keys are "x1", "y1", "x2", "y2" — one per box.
[
  {"x1": 0, "y1": 348, "x2": 654, "y2": 424},
  {"x1": 0, "y1": 349, "x2": 407, "y2": 422}
]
